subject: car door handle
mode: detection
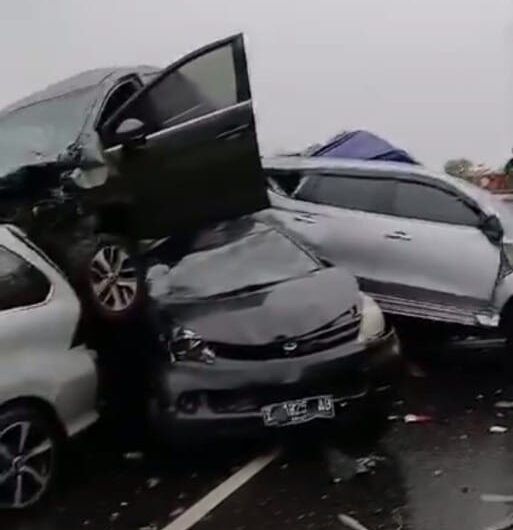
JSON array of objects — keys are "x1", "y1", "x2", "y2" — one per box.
[
  {"x1": 216, "y1": 124, "x2": 249, "y2": 141},
  {"x1": 384, "y1": 231, "x2": 411, "y2": 241}
]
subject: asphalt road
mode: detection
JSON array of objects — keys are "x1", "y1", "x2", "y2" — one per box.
[{"x1": 5, "y1": 351, "x2": 513, "y2": 530}]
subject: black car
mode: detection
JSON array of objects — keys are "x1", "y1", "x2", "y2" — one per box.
[
  {"x1": 145, "y1": 214, "x2": 400, "y2": 440},
  {"x1": 0, "y1": 34, "x2": 268, "y2": 325}
]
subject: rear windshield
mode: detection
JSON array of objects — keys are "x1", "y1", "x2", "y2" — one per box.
[
  {"x1": 149, "y1": 220, "x2": 319, "y2": 300},
  {"x1": 0, "y1": 88, "x2": 96, "y2": 176}
]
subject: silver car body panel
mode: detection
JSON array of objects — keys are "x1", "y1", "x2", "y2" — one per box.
[
  {"x1": 0, "y1": 226, "x2": 98, "y2": 436},
  {"x1": 265, "y1": 157, "x2": 513, "y2": 328}
]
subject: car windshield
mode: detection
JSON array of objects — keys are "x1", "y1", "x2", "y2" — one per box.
[
  {"x1": 0, "y1": 87, "x2": 97, "y2": 177},
  {"x1": 150, "y1": 219, "x2": 320, "y2": 300}
]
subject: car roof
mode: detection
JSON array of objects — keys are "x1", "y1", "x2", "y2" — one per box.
[
  {"x1": 0, "y1": 65, "x2": 159, "y2": 118},
  {"x1": 263, "y1": 155, "x2": 491, "y2": 205}
]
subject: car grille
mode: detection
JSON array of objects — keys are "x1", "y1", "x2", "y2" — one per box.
[{"x1": 212, "y1": 305, "x2": 361, "y2": 361}]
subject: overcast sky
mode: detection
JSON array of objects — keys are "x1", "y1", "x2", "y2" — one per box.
[{"x1": 1, "y1": 0, "x2": 512, "y2": 169}]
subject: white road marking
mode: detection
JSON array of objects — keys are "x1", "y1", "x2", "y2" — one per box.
[{"x1": 161, "y1": 450, "x2": 280, "y2": 530}]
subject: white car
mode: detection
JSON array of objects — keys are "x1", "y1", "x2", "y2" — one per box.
[{"x1": 0, "y1": 225, "x2": 98, "y2": 509}]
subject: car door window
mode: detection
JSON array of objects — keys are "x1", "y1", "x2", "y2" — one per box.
[
  {"x1": 102, "y1": 43, "x2": 239, "y2": 142},
  {"x1": 97, "y1": 81, "x2": 141, "y2": 129},
  {"x1": 0, "y1": 246, "x2": 50, "y2": 310},
  {"x1": 308, "y1": 175, "x2": 393, "y2": 214},
  {"x1": 394, "y1": 181, "x2": 479, "y2": 226}
]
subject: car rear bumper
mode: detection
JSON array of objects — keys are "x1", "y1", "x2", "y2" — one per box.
[{"x1": 148, "y1": 328, "x2": 401, "y2": 441}]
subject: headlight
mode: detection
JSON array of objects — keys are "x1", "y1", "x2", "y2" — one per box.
[
  {"x1": 358, "y1": 294, "x2": 385, "y2": 343},
  {"x1": 169, "y1": 325, "x2": 216, "y2": 364}
]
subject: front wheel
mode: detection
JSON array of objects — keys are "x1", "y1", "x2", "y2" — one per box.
[
  {"x1": 67, "y1": 234, "x2": 146, "y2": 324},
  {"x1": 0, "y1": 405, "x2": 61, "y2": 509}
]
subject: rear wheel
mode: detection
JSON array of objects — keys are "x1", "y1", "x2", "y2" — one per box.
[{"x1": 0, "y1": 405, "x2": 61, "y2": 510}]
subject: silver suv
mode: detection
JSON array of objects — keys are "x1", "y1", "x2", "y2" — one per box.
[{"x1": 264, "y1": 156, "x2": 513, "y2": 342}]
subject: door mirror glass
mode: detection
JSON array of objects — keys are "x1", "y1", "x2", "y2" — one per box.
[
  {"x1": 480, "y1": 214, "x2": 504, "y2": 243},
  {"x1": 115, "y1": 118, "x2": 145, "y2": 143}
]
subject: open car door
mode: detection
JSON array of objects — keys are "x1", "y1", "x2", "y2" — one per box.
[{"x1": 99, "y1": 34, "x2": 268, "y2": 239}]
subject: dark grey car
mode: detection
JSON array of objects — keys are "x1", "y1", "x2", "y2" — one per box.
[
  {"x1": 0, "y1": 34, "x2": 268, "y2": 325},
  {"x1": 264, "y1": 156, "x2": 513, "y2": 345}
]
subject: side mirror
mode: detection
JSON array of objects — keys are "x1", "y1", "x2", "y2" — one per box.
[
  {"x1": 115, "y1": 118, "x2": 146, "y2": 144},
  {"x1": 480, "y1": 214, "x2": 504, "y2": 244}
]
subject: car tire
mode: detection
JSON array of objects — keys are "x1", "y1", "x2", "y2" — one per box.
[
  {"x1": 0, "y1": 405, "x2": 62, "y2": 510},
  {"x1": 66, "y1": 233, "x2": 146, "y2": 324}
]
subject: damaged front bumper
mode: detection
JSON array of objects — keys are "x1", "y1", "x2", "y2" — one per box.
[{"x1": 147, "y1": 329, "x2": 401, "y2": 441}]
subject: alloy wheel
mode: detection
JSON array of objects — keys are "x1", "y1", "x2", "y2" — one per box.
[
  {"x1": 90, "y1": 245, "x2": 138, "y2": 313},
  {"x1": 0, "y1": 420, "x2": 54, "y2": 508}
]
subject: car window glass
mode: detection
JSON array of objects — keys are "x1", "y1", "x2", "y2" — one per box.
[
  {"x1": 97, "y1": 82, "x2": 140, "y2": 129},
  {"x1": 309, "y1": 175, "x2": 392, "y2": 214},
  {"x1": 394, "y1": 181, "x2": 479, "y2": 225},
  {"x1": 0, "y1": 88, "x2": 96, "y2": 177},
  {"x1": 0, "y1": 246, "x2": 51, "y2": 310},
  {"x1": 101, "y1": 45, "x2": 237, "y2": 145},
  {"x1": 150, "y1": 44, "x2": 237, "y2": 128}
]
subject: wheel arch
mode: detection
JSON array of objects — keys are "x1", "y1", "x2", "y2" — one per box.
[{"x1": 0, "y1": 396, "x2": 67, "y2": 440}]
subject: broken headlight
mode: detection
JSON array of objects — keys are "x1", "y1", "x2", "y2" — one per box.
[
  {"x1": 358, "y1": 294, "x2": 386, "y2": 343},
  {"x1": 168, "y1": 325, "x2": 216, "y2": 364}
]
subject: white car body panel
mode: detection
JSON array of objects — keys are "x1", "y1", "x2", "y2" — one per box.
[{"x1": 0, "y1": 226, "x2": 98, "y2": 436}]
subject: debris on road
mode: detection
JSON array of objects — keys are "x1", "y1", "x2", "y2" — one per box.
[
  {"x1": 433, "y1": 469, "x2": 443, "y2": 477},
  {"x1": 481, "y1": 494, "x2": 513, "y2": 503},
  {"x1": 355, "y1": 455, "x2": 387, "y2": 475},
  {"x1": 169, "y1": 507, "x2": 186, "y2": 517},
  {"x1": 109, "y1": 512, "x2": 120, "y2": 522},
  {"x1": 494, "y1": 401, "x2": 513, "y2": 410},
  {"x1": 338, "y1": 513, "x2": 371, "y2": 530},
  {"x1": 323, "y1": 446, "x2": 357, "y2": 482},
  {"x1": 489, "y1": 425, "x2": 508, "y2": 434},
  {"x1": 147, "y1": 477, "x2": 161, "y2": 489},
  {"x1": 123, "y1": 451, "x2": 144, "y2": 461},
  {"x1": 404, "y1": 413, "x2": 433, "y2": 424}
]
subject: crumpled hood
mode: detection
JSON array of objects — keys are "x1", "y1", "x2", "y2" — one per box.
[{"x1": 157, "y1": 266, "x2": 360, "y2": 345}]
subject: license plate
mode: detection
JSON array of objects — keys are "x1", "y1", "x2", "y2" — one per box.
[{"x1": 262, "y1": 395, "x2": 335, "y2": 427}]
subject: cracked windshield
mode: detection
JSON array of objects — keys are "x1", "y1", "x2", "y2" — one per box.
[{"x1": 1, "y1": 1, "x2": 513, "y2": 529}]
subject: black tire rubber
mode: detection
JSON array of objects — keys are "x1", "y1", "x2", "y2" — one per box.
[
  {"x1": 63, "y1": 233, "x2": 146, "y2": 325},
  {"x1": 0, "y1": 404, "x2": 62, "y2": 510}
]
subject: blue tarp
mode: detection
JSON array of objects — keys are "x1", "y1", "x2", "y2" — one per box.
[{"x1": 309, "y1": 130, "x2": 418, "y2": 164}]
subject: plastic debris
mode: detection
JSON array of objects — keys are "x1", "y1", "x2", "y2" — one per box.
[
  {"x1": 481, "y1": 494, "x2": 513, "y2": 503},
  {"x1": 323, "y1": 446, "x2": 357, "y2": 482},
  {"x1": 147, "y1": 477, "x2": 161, "y2": 489},
  {"x1": 124, "y1": 451, "x2": 144, "y2": 460},
  {"x1": 110, "y1": 512, "x2": 120, "y2": 522},
  {"x1": 433, "y1": 469, "x2": 443, "y2": 477},
  {"x1": 338, "y1": 513, "x2": 370, "y2": 530},
  {"x1": 355, "y1": 455, "x2": 386, "y2": 475},
  {"x1": 120, "y1": 501, "x2": 129, "y2": 507},
  {"x1": 489, "y1": 425, "x2": 508, "y2": 434},
  {"x1": 169, "y1": 507, "x2": 185, "y2": 517},
  {"x1": 404, "y1": 413, "x2": 433, "y2": 424},
  {"x1": 495, "y1": 401, "x2": 513, "y2": 410}
]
